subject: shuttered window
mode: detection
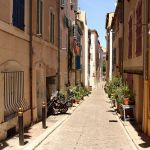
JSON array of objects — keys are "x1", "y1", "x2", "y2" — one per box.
[
  {"x1": 60, "y1": 0, "x2": 65, "y2": 9},
  {"x1": 50, "y1": 12, "x2": 54, "y2": 44},
  {"x1": 13, "y1": 0, "x2": 24, "y2": 30},
  {"x1": 128, "y1": 17, "x2": 132, "y2": 59},
  {"x1": 73, "y1": 0, "x2": 78, "y2": 12},
  {"x1": 136, "y1": 1, "x2": 142, "y2": 56},
  {"x1": 37, "y1": 0, "x2": 43, "y2": 35},
  {"x1": 76, "y1": 55, "x2": 80, "y2": 70}
]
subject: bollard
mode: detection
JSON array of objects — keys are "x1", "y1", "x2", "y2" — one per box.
[
  {"x1": 42, "y1": 102, "x2": 46, "y2": 129},
  {"x1": 18, "y1": 107, "x2": 24, "y2": 146}
]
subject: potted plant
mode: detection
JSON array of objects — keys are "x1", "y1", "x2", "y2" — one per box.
[
  {"x1": 110, "y1": 93, "x2": 116, "y2": 107},
  {"x1": 121, "y1": 84, "x2": 130, "y2": 105}
]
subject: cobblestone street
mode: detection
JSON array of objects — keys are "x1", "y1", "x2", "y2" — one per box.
[{"x1": 35, "y1": 84, "x2": 136, "y2": 150}]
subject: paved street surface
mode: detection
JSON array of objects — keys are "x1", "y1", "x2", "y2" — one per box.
[{"x1": 35, "y1": 84, "x2": 136, "y2": 150}]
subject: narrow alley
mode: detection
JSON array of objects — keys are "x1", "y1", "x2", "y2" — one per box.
[{"x1": 35, "y1": 84, "x2": 136, "y2": 150}]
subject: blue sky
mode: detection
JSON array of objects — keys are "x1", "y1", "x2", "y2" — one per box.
[{"x1": 79, "y1": 0, "x2": 115, "y2": 48}]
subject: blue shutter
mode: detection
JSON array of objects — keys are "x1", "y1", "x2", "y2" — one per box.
[
  {"x1": 13, "y1": 0, "x2": 24, "y2": 30},
  {"x1": 76, "y1": 55, "x2": 80, "y2": 70},
  {"x1": 20, "y1": 0, "x2": 25, "y2": 30},
  {"x1": 13, "y1": 0, "x2": 18, "y2": 27}
]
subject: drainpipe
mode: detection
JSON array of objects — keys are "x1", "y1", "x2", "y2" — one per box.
[
  {"x1": 57, "y1": 0, "x2": 60, "y2": 91},
  {"x1": 109, "y1": 29, "x2": 113, "y2": 81},
  {"x1": 144, "y1": 0, "x2": 148, "y2": 80},
  {"x1": 29, "y1": 0, "x2": 33, "y2": 123},
  {"x1": 121, "y1": 0, "x2": 124, "y2": 80},
  {"x1": 143, "y1": 0, "x2": 149, "y2": 134}
]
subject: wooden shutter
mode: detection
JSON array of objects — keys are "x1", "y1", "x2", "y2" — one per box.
[
  {"x1": 52, "y1": 14, "x2": 54, "y2": 44},
  {"x1": 76, "y1": 55, "x2": 80, "y2": 70},
  {"x1": 128, "y1": 17, "x2": 132, "y2": 59},
  {"x1": 136, "y1": 1, "x2": 142, "y2": 56},
  {"x1": 13, "y1": 0, "x2": 24, "y2": 30},
  {"x1": 50, "y1": 12, "x2": 53, "y2": 43},
  {"x1": 37, "y1": 0, "x2": 43, "y2": 35}
]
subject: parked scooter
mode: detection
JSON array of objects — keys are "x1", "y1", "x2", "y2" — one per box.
[{"x1": 47, "y1": 91, "x2": 70, "y2": 115}]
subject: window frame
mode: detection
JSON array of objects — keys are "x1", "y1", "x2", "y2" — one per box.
[
  {"x1": 12, "y1": 0, "x2": 25, "y2": 30},
  {"x1": 37, "y1": 0, "x2": 43, "y2": 36},
  {"x1": 136, "y1": 0, "x2": 142, "y2": 57},
  {"x1": 49, "y1": 10, "x2": 55, "y2": 44},
  {"x1": 128, "y1": 16, "x2": 132, "y2": 59}
]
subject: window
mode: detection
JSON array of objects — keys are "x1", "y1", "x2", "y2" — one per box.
[
  {"x1": 50, "y1": 11, "x2": 54, "y2": 44},
  {"x1": 60, "y1": 0, "x2": 65, "y2": 9},
  {"x1": 70, "y1": 0, "x2": 74, "y2": 9},
  {"x1": 136, "y1": 1, "x2": 142, "y2": 56},
  {"x1": 76, "y1": 55, "x2": 80, "y2": 70},
  {"x1": 73, "y1": 0, "x2": 78, "y2": 12},
  {"x1": 13, "y1": 0, "x2": 24, "y2": 30},
  {"x1": 37, "y1": 0, "x2": 43, "y2": 35},
  {"x1": 128, "y1": 17, "x2": 132, "y2": 59}
]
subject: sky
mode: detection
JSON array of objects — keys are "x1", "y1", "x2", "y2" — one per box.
[{"x1": 79, "y1": 0, "x2": 116, "y2": 48}]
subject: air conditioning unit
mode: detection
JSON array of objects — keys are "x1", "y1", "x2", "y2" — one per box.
[{"x1": 60, "y1": 0, "x2": 65, "y2": 9}]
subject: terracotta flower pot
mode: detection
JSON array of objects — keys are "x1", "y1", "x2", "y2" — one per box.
[{"x1": 123, "y1": 97, "x2": 129, "y2": 105}]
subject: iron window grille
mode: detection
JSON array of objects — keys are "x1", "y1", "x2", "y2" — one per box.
[{"x1": 3, "y1": 71, "x2": 29, "y2": 121}]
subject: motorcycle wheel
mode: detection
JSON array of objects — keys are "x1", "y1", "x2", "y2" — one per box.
[{"x1": 60, "y1": 107, "x2": 68, "y2": 114}]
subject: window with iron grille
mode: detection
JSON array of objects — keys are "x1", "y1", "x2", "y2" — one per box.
[
  {"x1": 136, "y1": 1, "x2": 142, "y2": 56},
  {"x1": 37, "y1": 0, "x2": 43, "y2": 35},
  {"x1": 128, "y1": 17, "x2": 132, "y2": 59},
  {"x1": 50, "y1": 11, "x2": 55, "y2": 44},
  {"x1": 13, "y1": 0, "x2": 24, "y2": 30},
  {"x1": 3, "y1": 71, "x2": 28, "y2": 120}
]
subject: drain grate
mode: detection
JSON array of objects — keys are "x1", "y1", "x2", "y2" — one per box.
[{"x1": 109, "y1": 120, "x2": 118, "y2": 122}]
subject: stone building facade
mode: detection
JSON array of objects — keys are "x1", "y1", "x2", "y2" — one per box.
[
  {"x1": 31, "y1": 0, "x2": 59, "y2": 121},
  {"x1": 0, "y1": 0, "x2": 31, "y2": 140}
]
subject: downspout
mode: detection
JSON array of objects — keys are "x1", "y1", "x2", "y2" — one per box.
[
  {"x1": 122, "y1": 0, "x2": 124, "y2": 80},
  {"x1": 57, "y1": 0, "x2": 60, "y2": 91},
  {"x1": 109, "y1": 29, "x2": 113, "y2": 81},
  {"x1": 143, "y1": 0, "x2": 149, "y2": 134},
  {"x1": 29, "y1": 0, "x2": 33, "y2": 123}
]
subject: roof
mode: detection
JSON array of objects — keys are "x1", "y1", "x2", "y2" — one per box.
[
  {"x1": 105, "y1": 12, "x2": 114, "y2": 29},
  {"x1": 89, "y1": 29, "x2": 99, "y2": 37}
]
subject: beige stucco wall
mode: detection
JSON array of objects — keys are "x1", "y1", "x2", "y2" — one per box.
[
  {"x1": 123, "y1": 0, "x2": 143, "y2": 70},
  {"x1": 123, "y1": 0, "x2": 144, "y2": 128},
  {"x1": 0, "y1": 0, "x2": 31, "y2": 141},
  {"x1": 59, "y1": 0, "x2": 75, "y2": 89},
  {"x1": 32, "y1": 0, "x2": 58, "y2": 121}
]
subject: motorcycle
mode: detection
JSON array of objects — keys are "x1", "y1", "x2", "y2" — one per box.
[{"x1": 47, "y1": 91, "x2": 70, "y2": 115}]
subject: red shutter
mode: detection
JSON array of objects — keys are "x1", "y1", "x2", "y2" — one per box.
[
  {"x1": 136, "y1": 1, "x2": 142, "y2": 56},
  {"x1": 128, "y1": 17, "x2": 132, "y2": 59}
]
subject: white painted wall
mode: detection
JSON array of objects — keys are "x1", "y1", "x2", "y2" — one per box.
[
  {"x1": 78, "y1": 11, "x2": 89, "y2": 87},
  {"x1": 90, "y1": 33, "x2": 96, "y2": 88},
  {"x1": 109, "y1": 30, "x2": 113, "y2": 80}
]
